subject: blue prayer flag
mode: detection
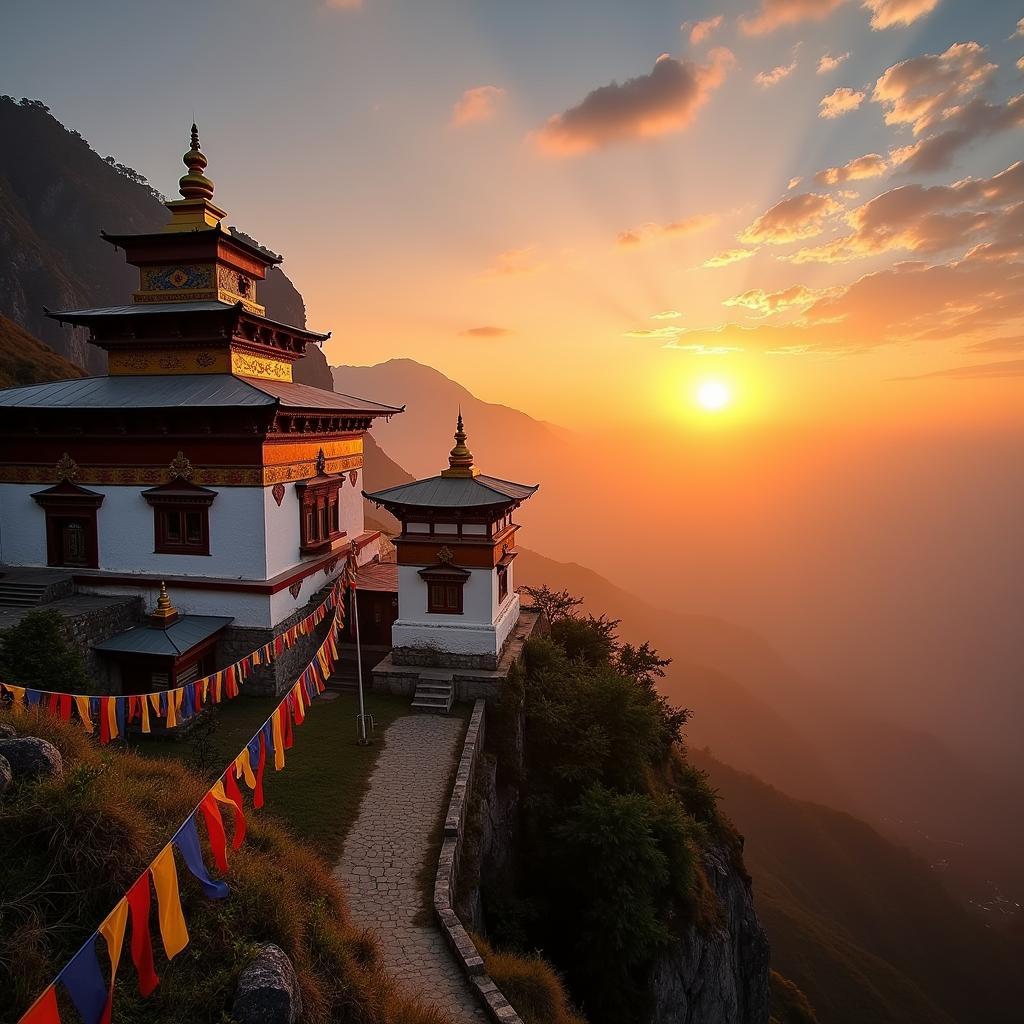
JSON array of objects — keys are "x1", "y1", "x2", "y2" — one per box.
[
  {"x1": 59, "y1": 937, "x2": 107, "y2": 1024},
  {"x1": 173, "y1": 817, "x2": 229, "y2": 899}
]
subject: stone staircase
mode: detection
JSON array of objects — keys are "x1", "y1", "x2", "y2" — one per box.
[
  {"x1": 325, "y1": 662, "x2": 360, "y2": 694},
  {"x1": 411, "y1": 670, "x2": 455, "y2": 714},
  {"x1": 0, "y1": 571, "x2": 74, "y2": 608}
]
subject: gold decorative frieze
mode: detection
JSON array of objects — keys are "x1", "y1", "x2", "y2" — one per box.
[
  {"x1": 108, "y1": 348, "x2": 231, "y2": 375},
  {"x1": 217, "y1": 265, "x2": 265, "y2": 316},
  {"x1": 262, "y1": 438, "x2": 362, "y2": 467},
  {"x1": 230, "y1": 351, "x2": 292, "y2": 382}
]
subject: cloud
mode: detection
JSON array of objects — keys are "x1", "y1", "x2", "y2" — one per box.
[
  {"x1": 684, "y1": 15, "x2": 723, "y2": 45},
  {"x1": 1015, "y1": 17, "x2": 1024, "y2": 38},
  {"x1": 623, "y1": 325, "x2": 686, "y2": 339},
  {"x1": 651, "y1": 310, "x2": 682, "y2": 319},
  {"x1": 790, "y1": 160, "x2": 1024, "y2": 263},
  {"x1": 813, "y1": 152, "x2": 888, "y2": 186},
  {"x1": 451, "y1": 85, "x2": 506, "y2": 127},
  {"x1": 872, "y1": 42, "x2": 996, "y2": 134},
  {"x1": 894, "y1": 359, "x2": 1024, "y2": 380},
  {"x1": 740, "y1": 192, "x2": 843, "y2": 244},
  {"x1": 889, "y1": 94, "x2": 1024, "y2": 173},
  {"x1": 534, "y1": 49, "x2": 734, "y2": 155},
  {"x1": 483, "y1": 246, "x2": 545, "y2": 277},
  {"x1": 664, "y1": 341, "x2": 746, "y2": 354},
  {"x1": 460, "y1": 326, "x2": 511, "y2": 338},
  {"x1": 703, "y1": 247, "x2": 758, "y2": 267},
  {"x1": 862, "y1": 0, "x2": 941, "y2": 29},
  {"x1": 616, "y1": 213, "x2": 717, "y2": 247},
  {"x1": 740, "y1": 0, "x2": 845, "y2": 36},
  {"x1": 756, "y1": 60, "x2": 799, "y2": 87},
  {"x1": 819, "y1": 86, "x2": 866, "y2": 118},
  {"x1": 324, "y1": 0, "x2": 362, "y2": 8},
  {"x1": 787, "y1": 176, "x2": 803, "y2": 190},
  {"x1": 964, "y1": 335, "x2": 1024, "y2": 353},
  {"x1": 724, "y1": 284, "x2": 840, "y2": 315},
  {"x1": 817, "y1": 52, "x2": 850, "y2": 74}
]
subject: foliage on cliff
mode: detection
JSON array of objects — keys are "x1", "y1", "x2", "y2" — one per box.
[
  {"x1": 0, "y1": 313, "x2": 84, "y2": 389},
  {"x1": 484, "y1": 588, "x2": 747, "y2": 1023},
  {"x1": 0, "y1": 704, "x2": 447, "y2": 1024}
]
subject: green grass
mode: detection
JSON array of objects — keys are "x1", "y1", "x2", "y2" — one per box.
[{"x1": 130, "y1": 689, "x2": 412, "y2": 862}]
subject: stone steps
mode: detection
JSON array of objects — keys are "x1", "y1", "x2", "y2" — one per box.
[
  {"x1": 0, "y1": 581, "x2": 51, "y2": 607},
  {"x1": 411, "y1": 674, "x2": 454, "y2": 714}
]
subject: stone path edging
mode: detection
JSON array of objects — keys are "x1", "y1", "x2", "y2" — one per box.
[{"x1": 434, "y1": 699, "x2": 525, "y2": 1024}]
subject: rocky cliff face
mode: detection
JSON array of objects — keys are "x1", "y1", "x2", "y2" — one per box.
[
  {"x1": 0, "y1": 96, "x2": 330, "y2": 386},
  {"x1": 649, "y1": 845, "x2": 769, "y2": 1024}
]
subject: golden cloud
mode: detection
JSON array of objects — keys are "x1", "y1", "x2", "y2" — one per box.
[
  {"x1": 703, "y1": 248, "x2": 758, "y2": 268},
  {"x1": 460, "y1": 326, "x2": 512, "y2": 338},
  {"x1": 756, "y1": 61, "x2": 798, "y2": 87},
  {"x1": 616, "y1": 213, "x2": 717, "y2": 247},
  {"x1": 451, "y1": 86, "x2": 507, "y2": 127},
  {"x1": 872, "y1": 42, "x2": 996, "y2": 134},
  {"x1": 483, "y1": 246, "x2": 545, "y2": 277},
  {"x1": 813, "y1": 152, "x2": 888, "y2": 186},
  {"x1": 741, "y1": 192, "x2": 844, "y2": 244},
  {"x1": 817, "y1": 52, "x2": 849, "y2": 74},
  {"x1": 740, "y1": 0, "x2": 845, "y2": 36},
  {"x1": 724, "y1": 284, "x2": 840, "y2": 315},
  {"x1": 534, "y1": 50, "x2": 733, "y2": 155},
  {"x1": 819, "y1": 86, "x2": 866, "y2": 119},
  {"x1": 862, "y1": 0, "x2": 941, "y2": 30},
  {"x1": 651, "y1": 310, "x2": 682, "y2": 319},
  {"x1": 684, "y1": 15, "x2": 724, "y2": 45}
]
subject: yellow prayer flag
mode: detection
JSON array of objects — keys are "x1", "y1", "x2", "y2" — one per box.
[
  {"x1": 99, "y1": 898, "x2": 129, "y2": 986},
  {"x1": 74, "y1": 695, "x2": 94, "y2": 733},
  {"x1": 165, "y1": 690, "x2": 177, "y2": 729},
  {"x1": 235, "y1": 749, "x2": 256, "y2": 790},
  {"x1": 150, "y1": 846, "x2": 189, "y2": 959},
  {"x1": 140, "y1": 695, "x2": 151, "y2": 734},
  {"x1": 272, "y1": 710, "x2": 285, "y2": 770}
]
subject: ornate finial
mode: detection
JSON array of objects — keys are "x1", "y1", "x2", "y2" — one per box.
[
  {"x1": 441, "y1": 409, "x2": 479, "y2": 478},
  {"x1": 150, "y1": 581, "x2": 180, "y2": 628},
  {"x1": 168, "y1": 451, "x2": 194, "y2": 481},
  {"x1": 178, "y1": 122, "x2": 215, "y2": 201},
  {"x1": 315, "y1": 448, "x2": 327, "y2": 476},
  {"x1": 55, "y1": 452, "x2": 79, "y2": 482}
]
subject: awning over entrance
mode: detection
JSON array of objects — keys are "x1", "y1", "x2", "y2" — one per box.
[{"x1": 93, "y1": 615, "x2": 233, "y2": 656}]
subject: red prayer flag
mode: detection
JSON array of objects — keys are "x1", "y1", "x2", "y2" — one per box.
[
  {"x1": 125, "y1": 874, "x2": 159, "y2": 997},
  {"x1": 223, "y1": 772, "x2": 247, "y2": 849},
  {"x1": 99, "y1": 697, "x2": 111, "y2": 745},
  {"x1": 282, "y1": 701, "x2": 294, "y2": 750},
  {"x1": 198, "y1": 793, "x2": 229, "y2": 873},
  {"x1": 58, "y1": 694, "x2": 72, "y2": 722},
  {"x1": 19, "y1": 985, "x2": 61, "y2": 1024}
]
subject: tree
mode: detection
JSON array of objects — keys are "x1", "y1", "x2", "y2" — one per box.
[
  {"x1": 522, "y1": 585, "x2": 583, "y2": 624},
  {"x1": 0, "y1": 610, "x2": 92, "y2": 693}
]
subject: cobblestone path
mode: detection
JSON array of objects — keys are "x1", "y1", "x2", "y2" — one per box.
[{"x1": 334, "y1": 714, "x2": 486, "y2": 1023}]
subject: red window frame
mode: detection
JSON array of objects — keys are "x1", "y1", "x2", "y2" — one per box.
[
  {"x1": 427, "y1": 580, "x2": 464, "y2": 614},
  {"x1": 297, "y1": 477, "x2": 343, "y2": 554},
  {"x1": 153, "y1": 504, "x2": 210, "y2": 555}
]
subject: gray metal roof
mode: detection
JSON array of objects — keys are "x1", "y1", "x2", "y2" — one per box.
[
  {"x1": 0, "y1": 374, "x2": 403, "y2": 415},
  {"x1": 93, "y1": 615, "x2": 233, "y2": 656},
  {"x1": 364, "y1": 473, "x2": 538, "y2": 510}
]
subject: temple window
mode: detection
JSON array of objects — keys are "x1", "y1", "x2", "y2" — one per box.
[
  {"x1": 31, "y1": 480, "x2": 105, "y2": 569},
  {"x1": 428, "y1": 581, "x2": 464, "y2": 614},
  {"x1": 142, "y1": 478, "x2": 217, "y2": 556},
  {"x1": 296, "y1": 475, "x2": 343, "y2": 554},
  {"x1": 497, "y1": 564, "x2": 509, "y2": 604}
]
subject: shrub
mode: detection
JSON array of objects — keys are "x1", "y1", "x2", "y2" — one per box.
[{"x1": 0, "y1": 609, "x2": 92, "y2": 693}]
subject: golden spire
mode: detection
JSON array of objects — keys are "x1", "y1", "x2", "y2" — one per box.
[
  {"x1": 441, "y1": 409, "x2": 480, "y2": 478},
  {"x1": 178, "y1": 122, "x2": 215, "y2": 201},
  {"x1": 150, "y1": 581, "x2": 180, "y2": 628}
]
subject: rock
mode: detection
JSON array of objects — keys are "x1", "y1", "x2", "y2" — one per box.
[
  {"x1": 232, "y1": 943, "x2": 302, "y2": 1024},
  {"x1": 0, "y1": 754, "x2": 11, "y2": 797},
  {"x1": 0, "y1": 722, "x2": 16, "y2": 739},
  {"x1": 0, "y1": 737, "x2": 63, "y2": 782}
]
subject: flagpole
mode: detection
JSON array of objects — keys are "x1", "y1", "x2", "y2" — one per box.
[{"x1": 351, "y1": 556, "x2": 368, "y2": 745}]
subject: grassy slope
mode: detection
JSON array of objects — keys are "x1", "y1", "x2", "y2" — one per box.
[
  {"x1": 132, "y1": 689, "x2": 411, "y2": 864},
  {"x1": 0, "y1": 312, "x2": 84, "y2": 389},
  {"x1": 691, "y1": 750, "x2": 1022, "y2": 1024},
  {"x1": 0, "y1": 703, "x2": 447, "y2": 1024}
]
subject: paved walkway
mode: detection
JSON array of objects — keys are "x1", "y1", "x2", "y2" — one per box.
[{"x1": 334, "y1": 714, "x2": 486, "y2": 1023}]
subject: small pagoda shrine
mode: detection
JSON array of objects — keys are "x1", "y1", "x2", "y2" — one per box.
[
  {"x1": 0, "y1": 126, "x2": 402, "y2": 694},
  {"x1": 364, "y1": 414, "x2": 538, "y2": 696}
]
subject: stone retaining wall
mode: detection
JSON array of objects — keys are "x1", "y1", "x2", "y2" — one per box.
[{"x1": 434, "y1": 699, "x2": 525, "y2": 1024}]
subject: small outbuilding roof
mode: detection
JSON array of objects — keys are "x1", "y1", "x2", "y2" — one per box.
[
  {"x1": 93, "y1": 615, "x2": 233, "y2": 657},
  {"x1": 364, "y1": 473, "x2": 537, "y2": 511}
]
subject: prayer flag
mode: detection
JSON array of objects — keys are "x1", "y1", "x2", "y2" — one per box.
[
  {"x1": 236, "y1": 747, "x2": 256, "y2": 791},
  {"x1": 150, "y1": 846, "x2": 189, "y2": 960},
  {"x1": 254, "y1": 732, "x2": 267, "y2": 808},
  {"x1": 272, "y1": 709, "x2": 285, "y2": 770},
  {"x1": 98, "y1": 899, "x2": 128, "y2": 1024},
  {"x1": 173, "y1": 817, "x2": 229, "y2": 899},
  {"x1": 198, "y1": 792, "x2": 229, "y2": 873},
  {"x1": 220, "y1": 773, "x2": 247, "y2": 850},
  {"x1": 125, "y1": 874, "x2": 159, "y2": 996},
  {"x1": 18, "y1": 985, "x2": 60, "y2": 1024},
  {"x1": 59, "y1": 938, "x2": 106, "y2": 1024},
  {"x1": 74, "y1": 695, "x2": 93, "y2": 733}
]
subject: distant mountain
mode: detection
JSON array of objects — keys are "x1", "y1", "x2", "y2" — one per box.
[
  {"x1": 361, "y1": 432, "x2": 414, "y2": 534},
  {"x1": 332, "y1": 358, "x2": 567, "y2": 481},
  {"x1": 0, "y1": 313, "x2": 84, "y2": 389},
  {"x1": 691, "y1": 750, "x2": 1023, "y2": 1024},
  {"x1": 0, "y1": 96, "x2": 328, "y2": 385}
]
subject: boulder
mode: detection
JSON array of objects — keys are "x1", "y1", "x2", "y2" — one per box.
[
  {"x1": 0, "y1": 754, "x2": 11, "y2": 797},
  {"x1": 232, "y1": 943, "x2": 302, "y2": 1024},
  {"x1": 0, "y1": 722, "x2": 16, "y2": 739},
  {"x1": 0, "y1": 737, "x2": 63, "y2": 782}
]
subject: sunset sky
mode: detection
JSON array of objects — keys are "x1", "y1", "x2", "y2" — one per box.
[{"x1": 4, "y1": 0, "x2": 1023, "y2": 432}]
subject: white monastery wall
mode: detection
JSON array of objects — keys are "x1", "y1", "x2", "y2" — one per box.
[
  {"x1": 0, "y1": 483, "x2": 47, "y2": 566},
  {"x1": 339, "y1": 469, "x2": 364, "y2": 539},
  {"x1": 264, "y1": 484, "x2": 302, "y2": 579}
]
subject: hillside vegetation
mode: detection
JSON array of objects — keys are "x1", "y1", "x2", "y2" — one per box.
[
  {"x1": 691, "y1": 750, "x2": 1024, "y2": 1024},
  {"x1": 0, "y1": 704, "x2": 447, "y2": 1024},
  {"x1": 0, "y1": 313, "x2": 84, "y2": 389}
]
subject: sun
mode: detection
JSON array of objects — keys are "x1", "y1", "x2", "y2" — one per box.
[{"x1": 695, "y1": 378, "x2": 732, "y2": 412}]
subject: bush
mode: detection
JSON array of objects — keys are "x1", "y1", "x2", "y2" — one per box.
[
  {"x1": 473, "y1": 934, "x2": 585, "y2": 1024},
  {"x1": 0, "y1": 609, "x2": 91, "y2": 693},
  {"x1": 0, "y1": 704, "x2": 447, "y2": 1024}
]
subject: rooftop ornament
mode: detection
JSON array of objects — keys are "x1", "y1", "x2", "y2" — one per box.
[
  {"x1": 178, "y1": 122, "x2": 215, "y2": 202},
  {"x1": 440, "y1": 410, "x2": 480, "y2": 479}
]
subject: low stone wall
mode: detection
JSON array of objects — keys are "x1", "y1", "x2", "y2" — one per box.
[
  {"x1": 217, "y1": 584, "x2": 335, "y2": 697},
  {"x1": 56, "y1": 595, "x2": 145, "y2": 689},
  {"x1": 434, "y1": 699, "x2": 525, "y2": 1024}
]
